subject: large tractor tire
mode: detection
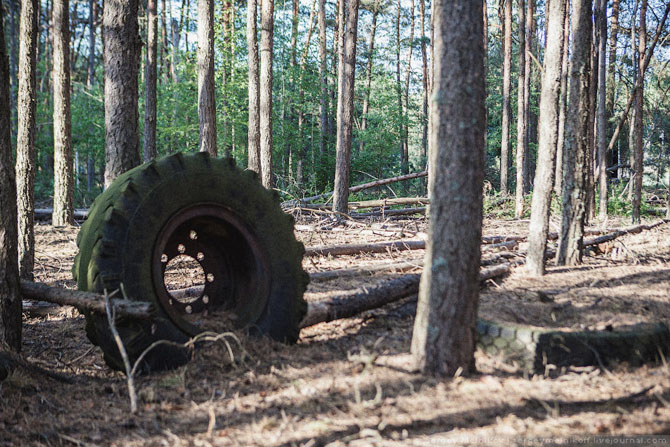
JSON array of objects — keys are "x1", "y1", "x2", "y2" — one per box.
[{"x1": 73, "y1": 153, "x2": 308, "y2": 372}]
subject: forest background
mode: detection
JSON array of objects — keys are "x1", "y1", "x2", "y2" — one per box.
[{"x1": 1, "y1": 0, "x2": 669, "y2": 214}]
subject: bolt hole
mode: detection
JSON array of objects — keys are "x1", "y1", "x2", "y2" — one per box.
[
  {"x1": 189, "y1": 230, "x2": 198, "y2": 240},
  {"x1": 197, "y1": 252, "x2": 205, "y2": 261},
  {"x1": 161, "y1": 254, "x2": 168, "y2": 263},
  {"x1": 207, "y1": 273, "x2": 215, "y2": 283},
  {"x1": 177, "y1": 244, "x2": 186, "y2": 254}
]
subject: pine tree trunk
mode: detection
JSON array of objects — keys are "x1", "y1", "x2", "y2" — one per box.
[
  {"x1": 16, "y1": 0, "x2": 38, "y2": 280},
  {"x1": 596, "y1": 0, "x2": 608, "y2": 222},
  {"x1": 247, "y1": 0, "x2": 261, "y2": 172},
  {"x1": 9, "y1": 0, "x2": 19, "y2": 118},
  {"x1": 526, "y1": 0, "x2": 566, "y2": 276},
  {"x1": 317, "y1": 0, "x2": 327, "y2": 188},
  {"x1": 144, "y1": 0, "x2": 158, "y2": 161},
  {"x1": 170, "y1": 17, "x2": 179, "y2": 83},
  {"x1": 500, "y1": 0, "x2": 512, "y2": 195},
  {"x1": 554, "y1": 2, "x2": 569, "y2": 197},
  {"x1": 515, "y1": 0, "x2": 527, "y2": 218},
  {"x1": 483, "y1": 0, "x2": 488, "y2": 165},
  {"x1": 628, "y1": 0, "x2": 638, "y2": 202},
  {"x1": 402, "y1": 0, "x2": 415, "y2": 176},
  {"x1": 103, "y1": 0, "x2": 141, "y2": 188},
  {"x1": 259, "y1": 0, "x2": 275, "y2": 188},
  {"x1": 87, "y1": 0, "x2": 97, "y2": 87},
  {"x1": 332, "y1": 0, "x2": 359, "y2": 214},
  {"x1": 522, "y1": 0, "x2": 533, "y2": 194},
  {"x1": 161, "y1": 0, "x2": 168, "y2": 82},
  {"x1": 632, "y1": 0, "x2": 646, "y2": 224},
  {"x1": 411, "y1": 0, "x2": 485, "y2": 377},
  {"x1": 52, "y1": 0, "x2": 73, "y2": 226},
  {"x1": 0, "y1": 11, "x2": 23, "y2": 352},
  {"x1": 296, "y1": 0, "x2": 317, "y2": 188},
  {"x1": 197, "y1": 0, "x2": 216, "y2": 156},
  {"x1": 585, "y1": 15, "x2": 598, "y2": 225},
  {"x1": 605, "y1": 0, "x2": 620, "y2": 174},
  {"x1": 359, "y1": 4, "x2": 379, "y2": 154},
  {"x1": 419, "y1": 0, "x2": 428, "y2": 168},
  {"x1": 557, "y1": 0, "x2": 592, "y2": 266},
  {"x1": 395, "y1": 0, "x2": 406, "y2": 175}
]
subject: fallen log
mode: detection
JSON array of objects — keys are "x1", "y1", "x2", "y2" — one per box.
[
  {"x1": 34, "y1": 208, "x2": 89, "y2": 221},
  {"x1": 347, "y1": 197, "x2": 429, "y2": 210},
  {"x1": 305, "y1": 240, "x2": 426, "y2": 257},
  {"x1": 283, "y1": 170, "x2": 428, "y2": 206},
  {"x1": 310, "y1": 259, "x2": 424, "y2": 281},
  {"x1": 300, "y1": 263, "x2": 511, "y2": 328},
  {"x1": 351, "y1": 207, "x2": 427, "y2": 218},
  {"x1": 582, "y1": 220, "x2": 669, "y2": 247},
  {"x1": 20, "y1": 280, "x2": 153, "y2": 319}
]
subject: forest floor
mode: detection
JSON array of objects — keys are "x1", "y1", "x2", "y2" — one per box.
[{"x1": 2, "y1": 214, "x2": 670, "y2": 446}]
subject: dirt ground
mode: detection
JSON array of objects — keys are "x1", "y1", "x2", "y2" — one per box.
[{"x1": 2, "y1": 214, "x2": 670, "y2": 446}]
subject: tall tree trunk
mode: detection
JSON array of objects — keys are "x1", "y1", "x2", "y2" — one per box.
[
  {"x1": 596, "y1": 0, "x2": 607, "y2": 222},
  {"x1": 144, "y1": 0, "x2": 158, "y2": 161},
  {"x1": 332, "y1": 0, "x2": 359, "y2": 214},
  {"x1": 16, "y1": 0, "x2": 38, "y2": 280},
  {"x1": 87, "y1": 0, "x2": 97, "y2": 87},
  {"x1": 247, "y1": 0, "x2": 261, "y2": 172},
  {"x1": 411, "y1": 0, "x2": 485, "y2": 377},
  {"x1": 395, "y1": 0, "x2": 405, "y2": 174},
  {"x1": 259, "y1": 0, "x2": 275, "y2": 188},
  {"x1": 554, "y1": 2, "x2": 569, "y2": 197},
  {"x1": 197, "y1": 0, "x2": 216, "y2": 156},
  {"x1": 52, "y1": 0, "x2": 73, "y2": 226},
  {"x1": 500, "y1": 0, "x2": 512, "y2": 195},
  {"x1": 170, "y1": 17, "x2": 179, "y2": 82},
  {"x1": 522, "y1": 0, "x2": 533, "y2": 194},
  {"x1": 483, "y1": 0, "x2": 488, "y2": 166},
  {"x1": 605, "y1": 0, "x2": 620, "y2": 174},
  {"x1": 419, "y1": 0, "x2": 428, "y2": 168},
  {"x1": 585, "y1": 6, "x2": 598, "y2": 225},
  {"x1": 0, "y1": 8, "x2": 22, "y2": 352},
  {"x1": 103, "y1": 0, "x2": 141, "y2": 188},
  {"x1": 317, "y1": 0, "x2": 327, "y2": 188},
  {"x1": 628, "y1": 0, "x2": 638, "y2": 202},
  {"x1": 632, "y1": 0, "x2": 646, "y2": 224},
  {"x1": 526, "y1": 0, "x2": 567, "y2": 276},
  {"x1": 329, "y1": 0, "x2": 340, "y2": 141},
  {"x1": 161, "y1": 0, "x2": 168, "y2": 82},
  {"x1": 402, "y1": 0, "x2": 415, "y2": 175},
  {"x1": 557, "y1": 0, "x2": 592, "y2": 266},
  {"x1": 514, "y1": 0, "x2": 527, "y2": 218},
  {"x1": 360, "y1": 3, "x2": 379, "y2": 154},
  {"x1": 296, "y1": 0, "x2": 317, "y2": 187}
]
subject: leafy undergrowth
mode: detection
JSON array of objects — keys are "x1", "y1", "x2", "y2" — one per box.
[{"x1": 2, "y1": 216, "x2": 670, "y2": 446}]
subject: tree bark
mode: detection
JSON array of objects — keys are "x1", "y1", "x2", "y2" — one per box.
[
  {"x1": 557, "y1": 0, "x2": 592, "y2": 266},
  {"x1": 596, "y1": 0, "x2": 607, "y2": 222},
  {"x1": 420, "y1": 0, "x2": 428, "y2": 168},
  {"x1": 0, "y1": 11, "x2": 22, "y2": 352},
  {"x1": 515, "y1": 0, "x2": 527, "y2": 218},
  {"x1": 500, "y1": 0, "x2": 512, "y2": 195},
  {"x1": 605, "y1": 0, "x2": 620, "y2": 174},
  {"x1": 247, "y1": 0, "x2": 260, "y2": 172},
  {"x1": 52, "y1": 0, "x2": 74, "y2": 226},
  {"x1": 317, "y1": 0, "x2": 327, "y2": 184},
  {"x1": 402, "y1": 0, "x2": 415, "y2": 175},
  {"x1": 8, "y1": 0, "x2": 19, "y2": 116},
  {"x1": 332, "y1": 0, "x2": 360, "y2": 214},
  {"x1": 411, "y1": 0, "x2": 485, "y2": 376},
  {"x1": 632, "y1": 0, "x2": 646, "y2": 224},
  {"x1": 585, "y1": 8, "x2": 598, "y2": 225},
  {"x1": 259, "y1": 0, "x2": 275, "y2": 188},
  {"x1": 87, "y1": 0, "x2": 97, "y2": 87},
  {"x1": 197, "y1": 0, "x2": 216, "y2": 156},
  {"x1": 296, "y1": 0, "x2": 317, "y2": 187},
  {"x1": 522, "y1": 0, "x2": 533, "y2": 193},
  {"x1": 103, "y1": 0, "x2": 141, "y2": 188},
  {"x1": 554, "y1": 2, "x2": 569, "y2": 197},
  {"x1": 359, "y1": 2, "x2": 379, "y2": 154},
  {"x1": 16, "y1": 0, "x2": 38, "y2": 280},
  {"x1": 160, "y1": 0, "x2": 169, "y2": 83},
  {"x1": 144, "y1": 0, "x2": 158, "y2": 161},
  {"x1": 526, "y1": 0, "x2": 566, "y2": 276}
]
